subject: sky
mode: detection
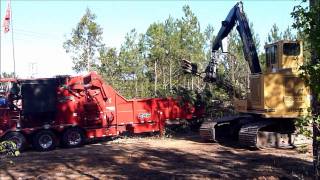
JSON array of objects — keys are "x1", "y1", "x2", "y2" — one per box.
[{"x1": 0, "y1": 0, "x2": 301, "y2": 78}]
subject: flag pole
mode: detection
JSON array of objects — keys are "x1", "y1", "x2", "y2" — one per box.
[{"x1": 10, "y1": 0, "x2": 16, "y2": 78}]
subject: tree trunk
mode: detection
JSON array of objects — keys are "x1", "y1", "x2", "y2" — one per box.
[
  {"x1": 141, "y1": 82, "x2": 144, "y2": 97},
  {"x1": 247, "y1": 65, "x2": 250, "y2": 94},
  {"x1": 187, "y1": 78, "x2": 190, "y2": 90},
  {"x1": 313, "y1": 122, "x2": 320, "y2": 180},
  {"x1": 169, "y1": 59, "x2": 172, "y2": 92},
  {"x1": 154, "y1": 60, "x2": 157, "y2": 96},
  {"x1": 197, "y1": 76, "x2": 200, "y2": 90},
  {"x1": 231, "y1": 56, "x2": 235, "y2": 97},
  {"x1": 310, "y1": 1, "x2": 320, "y2": 179},
  {"x1": 135, "y1": 79, "x2": 138, "y2": 97},
  {"x1": 191, "y1": 76, "x2": 194, "y2": 90},
  {"x1": 162, "y1": 66, "x2": 166, "y2": 90},
  {"x1": 87, "y1": 39, "x2": 91, "y2": 71}
]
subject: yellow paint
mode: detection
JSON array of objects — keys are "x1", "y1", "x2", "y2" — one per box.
[{"x1": 234, "y1": 40, "x2": 311, "y2": 118}]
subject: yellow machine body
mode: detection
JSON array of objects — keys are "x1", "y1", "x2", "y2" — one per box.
[{"x1": 234, "y1": 40, "x2": 310, "y2": 118}]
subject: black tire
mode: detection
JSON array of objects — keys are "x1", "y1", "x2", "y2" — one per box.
[
  {"x1": 32, "y1": 130, "x2": 57, "y2": 151},
  {"x1": 61, "y1": 127, "x2": 84, "y2": 148},
  {"x1": 3, "y1": 131, "x2": 27, "y2": 151}
]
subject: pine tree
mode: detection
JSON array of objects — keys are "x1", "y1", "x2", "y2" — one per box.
[{"x1": 63, "y1": 8, "x2": 104, "y2": 73}]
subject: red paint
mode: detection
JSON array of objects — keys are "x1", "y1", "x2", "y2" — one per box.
[{"x1": 0, "y1": 72, "x2": 204, "y2": 143}]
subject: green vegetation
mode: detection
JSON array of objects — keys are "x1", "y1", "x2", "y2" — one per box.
[
  {"x1": 64, "y1": 5, "x2": 294, "y2": 104},
  {"x1": 63, "y1": 8, "x2": 104, "y2": 72},
  {"x1": 0, "y1": 141, "x2": 20, "y2": 157},
  {"x1": 292, "y1": 0, "x2": 320, "y2": 178}
]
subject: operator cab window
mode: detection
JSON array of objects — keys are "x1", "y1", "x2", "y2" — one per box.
[
  {"x1": 266, "y1": 47, "x2": 271, "y2": 67},
  {"x1": 283, "y1": 43, "x2": 300, "y2": 56},
  {"x1": 266, "y1": 45, "x2": 278, "y2": 67}
]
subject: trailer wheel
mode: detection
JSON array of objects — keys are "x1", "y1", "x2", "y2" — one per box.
[
  {"x1": 61, "y1": 128, "x2": 84, "y2": 148},
  {"x1": 32, "y1": 130, "x2": 57, "y2": 151},
  {"x1": 3, "y1": 132, "x2": 27, "y2": 151}
]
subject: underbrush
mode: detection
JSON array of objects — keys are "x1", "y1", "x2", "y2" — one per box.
[{"x1": 0, "y1": 141, "x2": 20, "y2": 169}]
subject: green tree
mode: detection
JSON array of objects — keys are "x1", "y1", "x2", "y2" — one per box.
[
  {"x1": 282, "y1": 26, "x2": 296, "y2": 40},
  {"x1": 267, "y1": 24, "x2": 296, "y2": 43},
  {"x1": 163, "y1": 16, "x2": 180, "y2": 93},
  {"x1": 1, "y1": 72, "x2": 15, "y2": 78},
  {"x1": 292, "y1": 0, "x2": 320, "y2": 178},
  {"x1": 98, "y1": 47, "x2": 119, "y2": 86},
  {"x1": 221, "y1": 29, "x2": 250, "y2": 97},
  {"x1": 141, "y1": 6, "x2": 208, "y2": 97},
  {"x1": 203, "y1": 24, "x2": 215, "y2": 68},
  {"x1": 63, "y1": 8, "x2": 104, "y2": 72},
  {"x1": 217, "y1": 23, "x2": 261, "y2": 98},
  {"x1": 267, "y1": 23, "x2": 282, "y2": 43},
  {"x1": 144, "y1": 22, "x2": 166, "y2": 96},
  {"x1": 177, "y1": 5, "x2": 205, "y2": 91},
  {"x1": 117, "y1": 29, "x2": 146, "y2": 98}
]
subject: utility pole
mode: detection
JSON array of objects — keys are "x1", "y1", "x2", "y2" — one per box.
[
  {"x1": 10, "y1": 1, "x2": 16, "y2": 78},
  {"x1": 28, "y1": 62, "x2": 38, "y2": 78}
]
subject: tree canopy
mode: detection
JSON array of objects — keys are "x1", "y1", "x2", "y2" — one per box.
[
  {"x1": 63, "y1": 5, "x2": 296, "y2": 102},
  {"x1": 63, "y1": 8, "x2": 104, "y2": 73}
]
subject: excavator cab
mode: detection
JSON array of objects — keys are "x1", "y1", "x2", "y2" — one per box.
[
  {"x1": 243, "y1": 40, "x2": 310, "y2": 118},
  {"x1": 265, "y1": 40, "x2": 303, "y2": 75}
]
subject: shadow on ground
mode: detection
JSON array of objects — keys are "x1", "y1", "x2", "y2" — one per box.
[{"x1": 0, "y1": 133, "x2": 313, "y2": 179}]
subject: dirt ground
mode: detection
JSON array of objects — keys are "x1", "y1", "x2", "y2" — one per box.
[{"x1": 0, "y1": 133, "x2": 313, "y2": 180}]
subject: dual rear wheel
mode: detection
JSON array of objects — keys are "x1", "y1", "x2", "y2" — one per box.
[
  {"x1": 3, "y1": 127, "x2": 84, "y2": 152},
  {"x1": 32, "y1": 130, "x2": 57, "y2": 151},
  {"x1": 61, "y1": 127, "x2": 84, "y2": 148}
]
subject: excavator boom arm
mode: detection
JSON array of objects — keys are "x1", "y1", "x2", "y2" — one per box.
[{"x1": 205, "y1": 2, "x2": 261, "y2": 82}]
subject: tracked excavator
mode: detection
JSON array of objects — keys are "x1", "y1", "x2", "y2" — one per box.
[{"x1": 182, "y1": 2, "x2": 310, "y2": 148}]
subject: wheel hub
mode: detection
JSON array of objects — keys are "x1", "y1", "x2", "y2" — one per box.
[
  {"x1": 68, "y1": 131, "x2": 81, "y2": 145},
  {"x1": 39, "y1": 134, "x2": 53, "y2": 149},
  {"x1": 9, "y1": 136, "x2": 22, "y2": 149}
]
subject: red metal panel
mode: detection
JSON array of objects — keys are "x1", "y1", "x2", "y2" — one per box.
[
  {"x1": 117, "y1": 101, "x2": 134, "y2": 124},
  {"x1": 0, "y1": 72, "x2": 205, "y2": 144},
  {"x1": 131, "y1": 123, "x2": 159, "y2": 134}
]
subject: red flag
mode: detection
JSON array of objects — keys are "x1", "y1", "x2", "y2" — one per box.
[{"x1": 3, "y1": 1, "x2": 11, "y2": 33}]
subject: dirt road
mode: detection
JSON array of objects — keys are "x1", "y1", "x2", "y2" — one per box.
[{"x1": 0, "y1": 133, "x2": 313, "y2": 179}]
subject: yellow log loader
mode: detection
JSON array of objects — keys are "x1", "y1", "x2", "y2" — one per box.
[{"x1": 182, "y1": 1, "x2": 310, "y2": 148}]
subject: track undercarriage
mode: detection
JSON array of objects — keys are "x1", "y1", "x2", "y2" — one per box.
[{"x1": 199, "y1": 115, "x2": 298, "y2": 149}]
